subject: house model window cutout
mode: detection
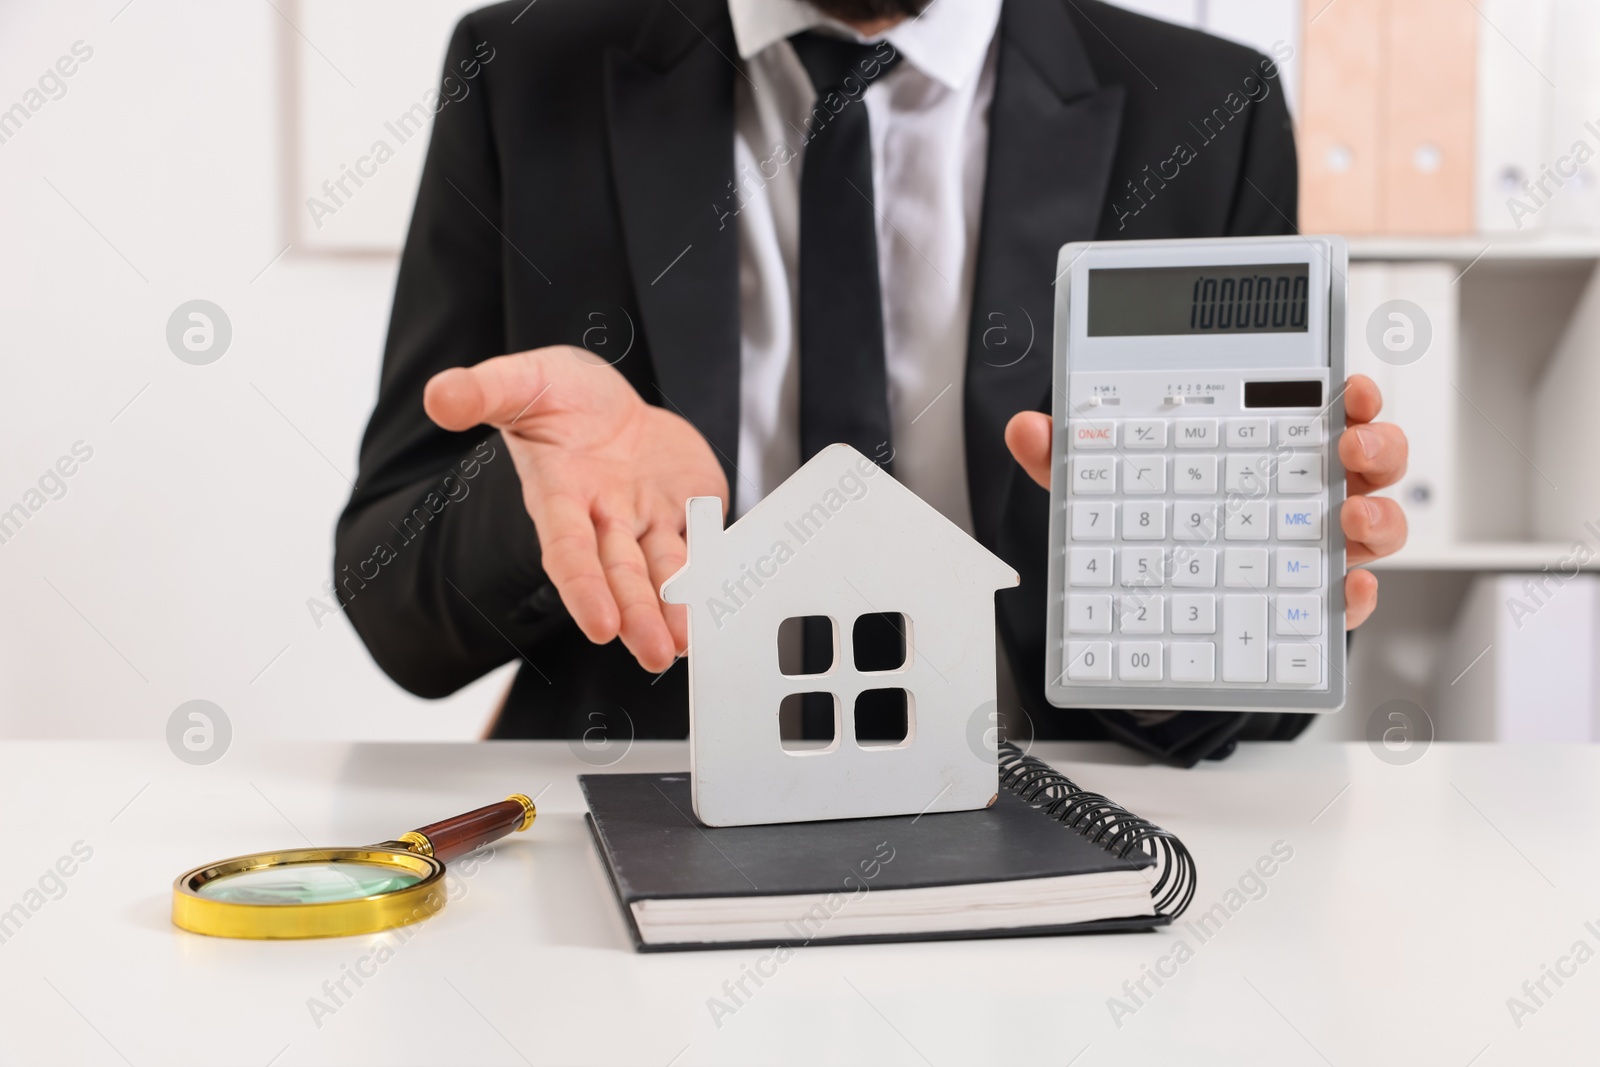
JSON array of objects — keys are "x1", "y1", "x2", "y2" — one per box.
[{"x1": 661, "y1": 444, "x2": 1021, "y2": 827}]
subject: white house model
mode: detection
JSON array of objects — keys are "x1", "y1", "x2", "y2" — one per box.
[{"x1": 661, "y1": 444, "x2": 1021, "y2": 827}]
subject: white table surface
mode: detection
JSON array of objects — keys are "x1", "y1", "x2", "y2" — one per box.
[{"x1": 0, "y1": 739, "x2": 1595, "y2": 1066}]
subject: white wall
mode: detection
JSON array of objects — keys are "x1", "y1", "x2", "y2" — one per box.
[
  {"x1": 0, "y1": 1, "x2": 510, "y2": 739},
  {"x1": 1105, "y1": 0, "x2": 1302, "y2": 116},
  {"x1": 0, "y1": 0, "x2": 1303, "y2": 742}
]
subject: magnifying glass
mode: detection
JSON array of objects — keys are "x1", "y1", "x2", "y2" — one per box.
[{"x1": 172, "y1": 793, "x2": 535, "y2": 940}]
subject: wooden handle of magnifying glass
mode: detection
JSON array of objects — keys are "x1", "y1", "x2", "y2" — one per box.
[{"x1": 399, "y1": 794, "x2": 536, "y2": 864}]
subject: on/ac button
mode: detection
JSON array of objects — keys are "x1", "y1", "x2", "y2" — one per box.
[{"x1": 1070, "y1": 421, "x2": 1116, "y2": 449}]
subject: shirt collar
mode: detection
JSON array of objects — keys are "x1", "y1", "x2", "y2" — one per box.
[{"x1": 727, "y1": 0, "x2": 1001, "y2": 92}]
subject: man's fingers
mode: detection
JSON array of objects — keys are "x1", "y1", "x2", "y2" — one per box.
[
  {"x1": 423, "y1": 367, "x2": 487, "y2": 431},
  {"x1": 594, "y1": 507, "x2": 677, "y2": 673},
  {"x1": 1342, "y1": 494, "x2": 1408, "y2": 565},
  {"x1": 1339, "y1": 420, "x2": 1409, "y2": 493},
  {"x1": 640, "y1": 523, "x2": 690, "y2": 655},
  {"x1": 1346, "y1": 568, "x2": 1378, "y2": 629},
  {"x1": 1338, "y1": 378, "x2": 1393, "y2": 626},
  {"x1": 424, "y1": 353, "x2": 553, "y2": 432},
  {"x1": 1005, "y1": 411, "x2": 1053, "y2": 490},
  {"x1": 1343, "y1": 373, "x2": 1383, "y2": 425},
  {"x1": 527, "y1": 490, "x2": 619, "y2": 644}
]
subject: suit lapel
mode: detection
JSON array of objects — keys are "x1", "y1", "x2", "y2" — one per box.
[
  {"x1": 605, "y1": 1, "x2": 743, "y2": 494},
  {"x1": 964, "y1": 0, "x2": 1125, "y2": 551}
]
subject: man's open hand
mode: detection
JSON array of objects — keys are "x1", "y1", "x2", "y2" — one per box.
[
  {"x1": 424, "y1": 348, "x2": 728, "y2": 672},
  {"x1": 1004, "y1": 373, "x2": 1408, "y2": 629}
]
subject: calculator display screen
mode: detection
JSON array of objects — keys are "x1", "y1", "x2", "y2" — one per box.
[{"x1": 1087, "y1": 264, "x2": 1310, "y2": 337}]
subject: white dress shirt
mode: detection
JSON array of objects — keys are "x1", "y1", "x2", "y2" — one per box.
[{"x1": 725, "y1": 0, "x2": 1003, "y2": 530}]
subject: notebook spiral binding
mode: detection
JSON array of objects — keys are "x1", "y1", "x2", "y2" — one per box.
[{"x1": 998, "y1": 742, "x2": 1196, "y2": 918}]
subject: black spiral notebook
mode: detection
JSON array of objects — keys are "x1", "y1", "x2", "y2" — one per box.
[{"x1": 580, "y1": 744, "x2": 1196, "y2": 952}]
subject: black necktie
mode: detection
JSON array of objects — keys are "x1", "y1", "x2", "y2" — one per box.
[
  {"x1": 790, "y1": 31, "x2": 902, "y2": 470},
  {"x1": 789, "y1": 32, "x2": 906, "y2": 743}
]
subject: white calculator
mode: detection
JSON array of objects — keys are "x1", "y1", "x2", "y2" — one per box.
[{"x1": 1044, "y1": 236, "x2": 1347, "y2": 714}]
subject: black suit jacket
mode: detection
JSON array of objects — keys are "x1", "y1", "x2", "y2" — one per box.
[{"x1": 335, "y1": 0, "x2": 1314, "y2": 765}]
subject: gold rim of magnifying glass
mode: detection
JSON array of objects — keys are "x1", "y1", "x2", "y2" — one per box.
[{"x1": 171, "y1": 846, "x2": 447, "y2": 940}]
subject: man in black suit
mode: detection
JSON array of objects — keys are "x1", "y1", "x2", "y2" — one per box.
[{"x1": 336, "y1": 0, "x2": 1410, "y2": 765}]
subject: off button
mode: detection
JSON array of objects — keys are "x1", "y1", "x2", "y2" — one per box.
[{"x1": 1277, "y1": 417, "x2": 1326, "y2": 446}]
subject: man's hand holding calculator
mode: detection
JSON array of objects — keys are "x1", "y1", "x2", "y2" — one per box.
[
  {"x1": 1004, "y1": 371, "x2": 1408, "y2": 632},
  {"x1": 1026, "y1": 237, "x2": 1398, "y2": 715}
]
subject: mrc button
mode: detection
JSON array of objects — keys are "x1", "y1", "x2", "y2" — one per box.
[{"x1": 1276, "y1": 502, "x2": 1322, "y2": 540}]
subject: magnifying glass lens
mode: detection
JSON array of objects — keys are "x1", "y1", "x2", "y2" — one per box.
[
  {"x1": 174, "y1": 794, "x2": 535, "y2": 937},
  {"x1": 195, "y1": 861, "x2": 425, "y2": 905}
]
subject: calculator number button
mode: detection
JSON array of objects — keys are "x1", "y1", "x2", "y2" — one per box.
[
  {"x1": 1119, "y1": 548, "x2": 1165, "y2": 588},
  {"x1": 1171, "y1": 594, "x2": 1217, "y2": 634},
  {"x1": 1119, "y1": 594, "x2": 1164, "y2": 634},
  {"x1": 1122, "y1": 502, "x2": 1165, "y2": 540},
  {"x1": 1072, "y1": 456, "x2": 1116, "y2": 494},
  {"x1": 1071, "y1": 502, "x2": 1115, "y2": 541},
  {"x1": 1066, "y1": 594, "x2": 1113, "y2": 634},
  {"x1": 1174, "y1": 504, "x2": 1221, "y2": 544},
  {"x1": 1065, "y1": 641, "x2": 1113, "y2": 681},
  {"x1": 1118, "y1": 642, "x2": 1163, "y2": 682},
  {"x1": 1068, "y1": 548, "x2": 1113, "y2": 587},
  {"x1": 1170, "y1": 548, "x2": 1218, "y2": 588},
  {"x1": 1174, "y1": 456, "x2": 1218, "y2": 494}
]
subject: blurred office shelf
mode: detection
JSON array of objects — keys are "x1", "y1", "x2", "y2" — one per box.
[
  {"x1": 1348, "y1": 236, "x2": 1600, "y2": 262},
  {"x1": 1336, "y1": 233, "x2": 1600, "y2": 743},
  {"x1": 1346, "y1": 248, "x2": 1600, "y2": 557},
  {"x1": 1367, "y1": 543, "x2": 1600, "y2": 572}
]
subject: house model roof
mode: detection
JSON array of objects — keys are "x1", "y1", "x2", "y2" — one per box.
[{"x1": 661, "y1": 444, "x2": 1019, "y2": 604}]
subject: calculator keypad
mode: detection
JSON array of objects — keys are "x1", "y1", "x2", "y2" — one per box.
[{"x1": 1064, "y1": 413, "x2": 1328, "y2": 688}]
